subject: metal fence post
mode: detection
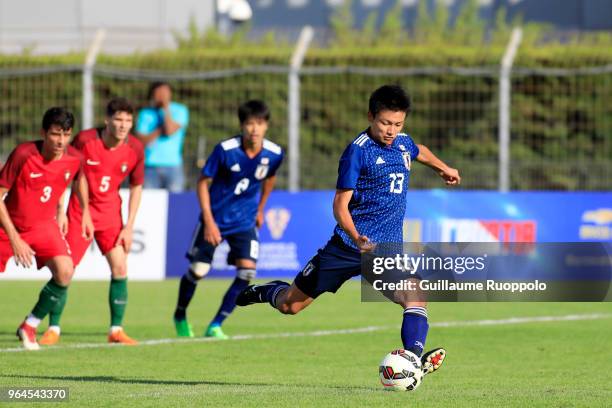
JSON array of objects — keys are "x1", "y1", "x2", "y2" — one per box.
[
  {"x1": 288, "y1": 26, "x2": 314, "y2": 192},
  {"x1": 82, "y1": 29, "x2": 106, "y2": 129},
  {"x1": 498, "y1": 27, "x2": 523, "y2": 192}
]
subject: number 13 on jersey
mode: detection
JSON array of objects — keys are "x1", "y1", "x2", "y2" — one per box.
[{"x1": 389, "y1": 173, "x2": 404, "y2": 193}]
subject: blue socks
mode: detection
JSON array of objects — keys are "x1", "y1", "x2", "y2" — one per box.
[
  {"x1": 174, "y1": 270, "x2": 200, "y2": 321},
  {"x1": 210, "y1": 277, "x2": 250, "y2": 326},
  {"x1": 261, "y1": 280, "x2": 290, "y2": 308},
  {"x1": 401, "y1": 307, "x2": 429, "y2": 356}
]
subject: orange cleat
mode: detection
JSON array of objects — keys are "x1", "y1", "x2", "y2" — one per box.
[
  {"x1": 108, "y1": 328, "x2": 138, "y2": 345},
  {"x1": 39, "y1": 329, "x2": 60, "y2": 346}
]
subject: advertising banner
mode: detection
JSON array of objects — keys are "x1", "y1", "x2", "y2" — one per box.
[{"x1": 0, "y1": 189, "x2": 168, "y2": 281}]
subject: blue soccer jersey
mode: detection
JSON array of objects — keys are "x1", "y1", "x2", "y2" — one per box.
[
  {"x1": 202, "y1": 136, "x2": 284, "y2": 235},
  {"x1": 334, "y1": 131, "x2": 420, "y2": 249}
]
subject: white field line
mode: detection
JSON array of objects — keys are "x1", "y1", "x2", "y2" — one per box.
[{"x1": 1, "y1": 313, "x2": 610, "y2": 354}]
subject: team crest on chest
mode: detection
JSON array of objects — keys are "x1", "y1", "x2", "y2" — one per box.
[
  {"x1": 64, "y1": 171, "x2": 71, "y2": 181},
  {"x1": 121, "y1": 162, "x2": 128, "y2": 173},
  {"x1": 255, "y1": 157, "x2": 270, "y2": 180},
  {"x1": 402, "y1": 152, "x2": 411, "y2": 170}
]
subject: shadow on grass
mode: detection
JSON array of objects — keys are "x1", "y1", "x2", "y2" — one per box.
[{"x1": 1, "y1": 374, "x2": 374, "y2": 391}]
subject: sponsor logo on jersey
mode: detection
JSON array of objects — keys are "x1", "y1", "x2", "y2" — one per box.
[
  {"x1": 376, "y1": 156, "x2": 385, "y2": 165},
  {"x1": 87, "y1": 159, "x2": 100, "y2": 166},
  {"x1": 29, "y1": 172, "x2": 43, "y2": 178},
  {"x1": 230, "y1": 163, "x2": 241, "y2": 172},
  {"x1": 265, "y1": 207, "x2": 291, "y2": 240}
]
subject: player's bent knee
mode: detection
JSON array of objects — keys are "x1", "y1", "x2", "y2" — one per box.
[
  {"x1": 190, "y1": 262, "x2": 211, "y2": 279},
  {"x1": 237, "y1": 268, "x2": 256, "y2": 280},
  {"x1": 111, "y1": 265, "x2": 127, "y2": 279}
]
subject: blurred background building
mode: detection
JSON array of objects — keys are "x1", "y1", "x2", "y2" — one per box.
[{"x1": 1, "y1": 0, "x2": 611, "y2": 54}]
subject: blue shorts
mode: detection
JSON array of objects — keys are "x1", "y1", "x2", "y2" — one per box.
[
  {"x1": 186, "y1": 220, "x2": 259, "y2": 265},
  {"x1": 294, "y1": 234, "x2": 362, "y2": 299}
]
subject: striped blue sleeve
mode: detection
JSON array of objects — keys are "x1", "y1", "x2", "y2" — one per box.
[
  {"x1": 202, "y1": 144, "x2": 224, "y2": 178},
  {"x1": 336, "y1": 143, "x2": 364, "y2": 189}
]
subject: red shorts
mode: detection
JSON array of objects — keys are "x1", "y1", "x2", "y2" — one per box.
[
  {"x1": 0, "y1": 223, "x2": 71, "y2": 272},
  {"x1": 66, "y1": 212, "x2": 122, "y2": 266}
]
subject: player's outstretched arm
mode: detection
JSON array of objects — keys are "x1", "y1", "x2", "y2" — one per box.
[
  {"x1": 0, "y1": 187, "x2": 35, "y2": 267},
  {"x1": 197, "y1": 176, "x2": 222, "y2": 246},
  {"x1": 256, "y1": 175, "x2": 277, "y2": 228},
  {"x1": 333, "y1": 189, "x2": 375, "y2": 253},
  {"x1": 416, "y1": 144, "x2": 461, "y2": 186},
  {"x1": 115, "y1": 184, "x2": 143, "y2": 253}
]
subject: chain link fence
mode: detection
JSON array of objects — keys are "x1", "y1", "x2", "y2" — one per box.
[{"x1": 0, "y1": 63, "x2": 610, "y2": 190}]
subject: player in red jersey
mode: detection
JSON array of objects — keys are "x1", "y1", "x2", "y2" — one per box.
[
  {"x1": 39, "y1": 98, "x2": 145, "y2": 346},
  {"x1": 0, "y1": 107, "x2": 94, "y2": 350}
]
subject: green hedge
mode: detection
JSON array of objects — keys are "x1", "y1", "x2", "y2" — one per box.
[{"x1": 0, "y1": 44, "x2": 610, "y2": 190}]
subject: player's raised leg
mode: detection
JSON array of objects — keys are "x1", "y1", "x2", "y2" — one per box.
[
  {"x1": 18, "y1": 255, "x2": 74, "y2": 350},
  {"x1": 236, "y1": 280, "x2": 313, "y2": 315},
  {"x1": 105, "y1": 245, "x2": 137, "y2": 345}
]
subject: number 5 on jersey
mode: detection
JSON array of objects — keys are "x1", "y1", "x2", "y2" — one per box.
[{"x1": 100, "y1": 176, "x2": 110, "y2": 192}]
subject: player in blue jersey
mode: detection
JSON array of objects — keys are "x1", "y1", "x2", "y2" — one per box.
[
  {"x1": 173, "y1": 100, "x2": 283, "y2": 338},
  {"x1": 236, "y1": 85, "x2": 460, "y2": 378}
]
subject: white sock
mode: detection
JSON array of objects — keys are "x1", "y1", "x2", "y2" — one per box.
[
  {"x1": 25, "y1": 314, "x2": 41, "y2": 328},
  {"x1": 48, "y1": 325, "x2": 61, "y2": 335},
  {"x1": 110, "y1": 326, "x2": 122, "y2": 334}
]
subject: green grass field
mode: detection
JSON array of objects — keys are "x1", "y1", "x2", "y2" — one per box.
[{"x1": 0, "y1": 279, "x2": 610, "y2": 407}]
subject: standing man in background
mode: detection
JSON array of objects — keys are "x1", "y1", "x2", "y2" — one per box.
[{"x1": 136, "y1": 82, "x2": 189, "y2": 192}]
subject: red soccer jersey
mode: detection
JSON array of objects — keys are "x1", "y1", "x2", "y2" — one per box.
[
  {"x1": 0, "y1": 141, "x2": 83, "y2": 231},
  {"x1": 67, "y1": 128, "x2": 144, "y2": 229}
]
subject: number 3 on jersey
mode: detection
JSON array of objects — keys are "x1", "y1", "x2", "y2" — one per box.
[
  {"x1": 389, "y1": 173, "x2": 404, "y2": 194},
  {"x1": 40, "y1": 186, "x2": 52, "y2": 202},
  {"x1": 100, "y1": 176, "x2": 110, "y2": 192},
  {"x1": 234, "y1": 178, "x2": 250, "y2": 195}
]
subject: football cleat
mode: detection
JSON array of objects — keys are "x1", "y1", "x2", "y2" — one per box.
[
  {"x1": 108, "y1": 328, "x2": 138, "y2": 345},
  {"x1": 421, "y1": 348, "x2": 446, "y2": 375},
  {"x1": 16, "y1": 322, "x2": 40, "y2": 351},
  {"x1": 236, "y1": 280, "x2": 288, "y2": 306},
  {"x1": 39, "y1": 328, "x2": 60, "y2": 346},
  {"x1": 174, "y1": 318, "x2": 194, "y2": 338},
  {"x1": 204, "y1": 324, "x2": 229, "y2": 340}
]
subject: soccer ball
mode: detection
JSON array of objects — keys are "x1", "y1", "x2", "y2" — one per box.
[{"x1": 379, "y1": 349, "x2": 423, "y2": 391}]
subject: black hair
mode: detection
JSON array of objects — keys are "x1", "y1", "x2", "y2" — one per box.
[
  {"x1": 147, "y1": 81, "x2": 172, "y2": 100},
  {"x1": 238, "y1": 100, "x2": 270, "y2": 124},
  {"x1": 41, "y1": 107, "x2": 75, "y2": 131},
  {"x1": 106, "y1": 97, "x2": 134, "y2": 116},
  {"x1": 368, "y1": 85, "x2": 412, "y2": 117}
]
